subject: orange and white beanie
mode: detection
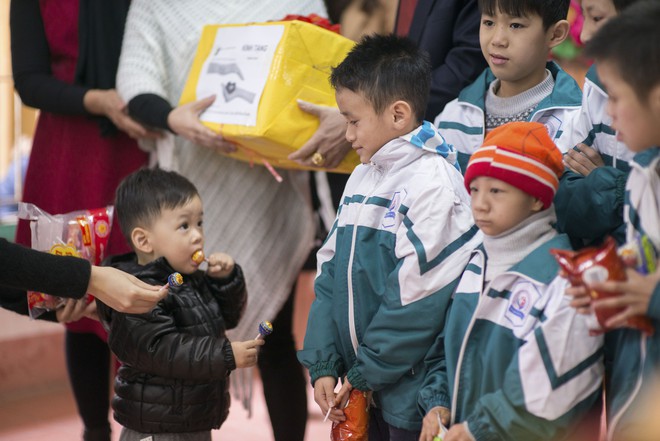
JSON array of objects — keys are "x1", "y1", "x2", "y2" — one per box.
[{"x1": 464, "y1": 121, "x2": 564, "y2": 209}]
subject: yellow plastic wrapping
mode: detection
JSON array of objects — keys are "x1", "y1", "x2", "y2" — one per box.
[{"x1": 180, "y1": 20, "x2": 359, "y2": 174}]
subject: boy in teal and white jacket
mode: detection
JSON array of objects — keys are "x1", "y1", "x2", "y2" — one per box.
[
  {"x1": 418, "y1": 122, "x2": 604, "y2": 441},
  {"x1": 435, "y1": 0, "x2": 582, "y2": 172},
  {"x1": 566, "y1": 4, "x2": 660, "y2": 439},
  {"x1": 297, "y1": 35, "x2": 481, "y2": 439},
  {"x1": 555, "y1": 0, "x2": 642, "y2": 246}
]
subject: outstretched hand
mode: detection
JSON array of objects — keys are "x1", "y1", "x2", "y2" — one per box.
[
  {"x1": 167, "y1": 95, "x2": 237, "y2": 153},
  {"x1": 288, "y1": 100, "x2": 352, "y2": 169},
  {"x1": 88, "y1": 266, "x2": 168, "y2": 314}
]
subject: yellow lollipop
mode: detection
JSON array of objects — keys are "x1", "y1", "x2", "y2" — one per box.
[{"x1": 191, "y1": 250, "x2": 206, "y2": 265}]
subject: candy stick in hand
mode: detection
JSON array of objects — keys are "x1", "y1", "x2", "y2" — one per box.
[
  {"x1": 254, "y1": 320, "x2": 273, "y2": 340},
  {"x1": 323, "y1": 406, "x2": 333, "y2": 423}
]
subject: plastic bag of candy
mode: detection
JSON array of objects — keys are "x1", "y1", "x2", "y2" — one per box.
[
  {"x1": 551, "y1": 236, "x2": 654, "y2": 335},
  {"x1": 17, "y1": 203, "x2": 114, "y2": 319},
  {"x1": 331, "y1": 389, "x2": 369, "y2": 441}
]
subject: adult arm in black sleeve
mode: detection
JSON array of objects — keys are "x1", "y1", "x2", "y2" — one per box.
[
  {"x1": 0, "y1": 238, "x2": 91, "y2": 299},
  {"x1": 127, "y1": 93, "x2": 174, "y2": 131},
  {"x1": 10, "y1": 0, "x2": 90, "y2": 114}
]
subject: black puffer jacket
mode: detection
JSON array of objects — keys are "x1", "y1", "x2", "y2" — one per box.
[{"x1": 97, "y1": 253, "x2": 246, "y2": 433}]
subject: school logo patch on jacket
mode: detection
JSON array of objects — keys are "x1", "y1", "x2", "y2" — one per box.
[
  {"x1": 505, "y1": 281, "x2": 541, "y2": 327},
  {"x1": 382, "y1": 191, "x2": 402, "y2": 229}
]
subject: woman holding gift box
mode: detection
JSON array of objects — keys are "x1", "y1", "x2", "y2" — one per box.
[{"x1": 116, "y1": 2, "x2": 331, "y2": 440}]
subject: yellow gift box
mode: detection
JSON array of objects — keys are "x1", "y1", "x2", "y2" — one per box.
[{"x1": 179, "y1": 19, "x2": 359, "y2": 174}]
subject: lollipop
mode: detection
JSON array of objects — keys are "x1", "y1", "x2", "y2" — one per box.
[
  {"x1": 166, "y1": 272, "x2": 183, "y2": 288},
  {"x1": 191, "y1": 250, "x2": 206, "y2": 265},
  {"x1": 254, "y1": 320, "x2": 273, "y2": 340}
]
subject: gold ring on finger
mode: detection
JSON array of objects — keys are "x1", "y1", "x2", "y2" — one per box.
[{"x1": 311, "y1": 152, "x2": 325, "y2": 167}]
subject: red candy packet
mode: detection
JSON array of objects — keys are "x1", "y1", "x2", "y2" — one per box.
[
  {"x1": 331, "y1": 389, "x2": 369, "y2": 441},
  {"x1": 551, "y1": 236, "x2": 654, "y2": 335},
  {"x1": 18, "y1": 203, "x2": 113, "y2": 319}
]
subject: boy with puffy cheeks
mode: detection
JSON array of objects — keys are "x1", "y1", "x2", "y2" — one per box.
[
  {"x1": 96, "y1": 168, "x2": 263, "y2": 441},
  {"x1": 418, "y1": 122, "x2": 604, "y2": 441}
]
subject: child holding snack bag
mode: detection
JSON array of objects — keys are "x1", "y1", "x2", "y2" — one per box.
[
  {"x1": 418, "y1": 122, "x2": 604, "y2": 441},
  {"x1": 96, "y1": 168, "x2": 263, "y2": 441}
]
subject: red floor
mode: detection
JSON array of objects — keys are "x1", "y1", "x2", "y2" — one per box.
[{"x1": 0, "y1": 375, "x2": 329, "y2": 441}]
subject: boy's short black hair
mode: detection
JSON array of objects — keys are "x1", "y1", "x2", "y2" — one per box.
[
  {"x1": 613, "y1": 0, "x2": 641, "y2": 12},
  {"x1": 330, "y1": 33, "x2": 431, "y2": 123},
  {"x1": 478, "y1": 0, "x2": 570, "y2": 30},
  {"x1": 115, "y1": 168, "x2": 200, "y2": 247},
  {"x1": 585, "y1": 0, "x2": 660, "y2": 102}
]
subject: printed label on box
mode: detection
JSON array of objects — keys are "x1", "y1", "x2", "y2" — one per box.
[{"x1": 197, "y1": 25, "x2": 285, "y2": 126}]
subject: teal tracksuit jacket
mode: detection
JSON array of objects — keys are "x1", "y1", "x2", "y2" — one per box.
[
  {"x1": 605, "y1": 147, "x2": 660, "y2": 440},
  {"x1": 419, "y1": 234, "x2": 604, "y2": 441},
  {"x1": 298, "y1": 122, "x2": 482, "y2": 431}
]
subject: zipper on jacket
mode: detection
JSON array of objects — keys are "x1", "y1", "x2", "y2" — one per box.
[
  {"x1": 347, "y1": 165, "x2": 386, "y2": 356},
  {"x1": 451, "y1": 250, "x2": 486, "y2": 426}
]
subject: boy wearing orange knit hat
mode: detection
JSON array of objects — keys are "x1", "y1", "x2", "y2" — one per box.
[{"x1": 418, "y1": 121, "x2": 604, "y2": 441}]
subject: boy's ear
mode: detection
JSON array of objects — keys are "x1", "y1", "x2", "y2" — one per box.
[
  {"x1": 531, "y1": 198, "x2": 545, "y2": 213},
  {"x1": 547, "y1": 19, "x2": 570, "y2": 49},
  {"x1": 131, "y1": 227, "x2": 153, "y2": 254},
  {"x1": 390, "y1": 100, "x2": 413, "y2": 128},
  {"x1": 650, "y1": 83, "x2": 660, "y2": 114}
]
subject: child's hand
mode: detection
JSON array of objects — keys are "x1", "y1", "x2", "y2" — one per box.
[
  {"x1": 591, "y1": 267, "x2": 660, "y2": 328},
  {"x1": 313, "y1": 376, "x2": 344, "y2": 422},
  {"x1": 56, "y1": 298, "x2": 97, "y2": 323},
  {"x1": 206, "y1": 252, "x2": 235, "y2": 279},
  {"x1": 566, "y1": 284, "x2": 593, "y2": 314},
  {"x1": 564, "y1": 144, "x2": 605, "y2": 176},
  {"x1": 420, "y1": 406, "x2": 451, "y2": 441},
  {"x1": 230, "y1": 339, "x2": 265, "y2": 368}
]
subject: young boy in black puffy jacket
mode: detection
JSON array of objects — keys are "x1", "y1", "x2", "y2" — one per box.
[{"x1": 97, "y1": 168, "x2": 263, "y2": 441}]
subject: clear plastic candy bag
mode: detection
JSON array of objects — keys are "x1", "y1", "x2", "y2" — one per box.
[{"x1": 17, "y1": 203, "x2": 114, "y2": 318}]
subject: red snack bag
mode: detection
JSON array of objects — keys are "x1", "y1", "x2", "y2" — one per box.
[
  {"x1": 18, "y1": 203, "x2": 113, "y2": 319},
  {"x1": 331, "y1": 389, "x2": 369, "y2": 441},
  {"x1": 551, "y1": 236, "x2": 654, "y2": 335}
]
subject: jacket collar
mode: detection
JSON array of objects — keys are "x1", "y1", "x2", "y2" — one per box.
[
  {"x1": 369, "y1": 121, "x2": 459, "y2": 171},
  {"x1": 632, "y1": 147, "x2": 660, "y2": 168},
  {"x1": 457, "y1": 61, "x2": 582, "y2": 111}
]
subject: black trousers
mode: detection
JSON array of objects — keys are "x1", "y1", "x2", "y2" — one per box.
[
  {"x1": 65, "y1": 330, "x2": 112, "y2": 441},
  {"x1": 257, "y1": 286, "x2": 308, "y2": 441}
]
